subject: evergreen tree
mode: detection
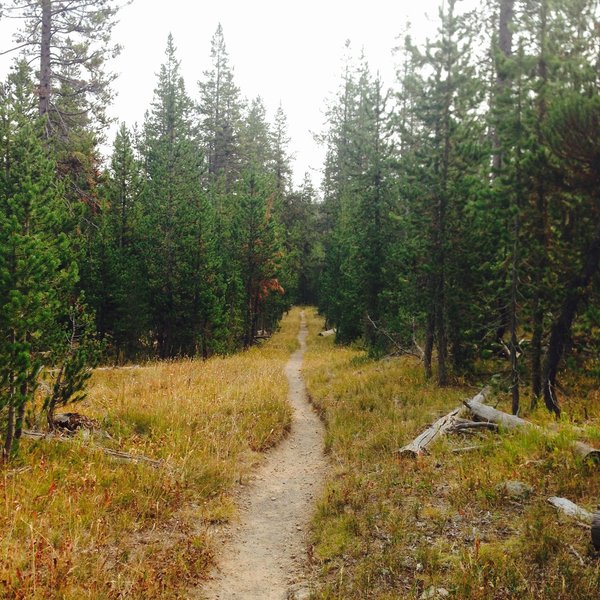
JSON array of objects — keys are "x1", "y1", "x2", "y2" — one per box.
[
  {"x1": 2, "y1": 0, "x2": 124, "y2": 135},
  {"x1": 271, "y1": 104, "x2": 293, "y2": 198},
  {"x1": 88, "y1": 123, "x2": 147, "y2": 359},
  {"x1": 233, "y1": 170, "x2": 284, "y2": 347},
  {"x1": 240, "y1": 96, "x2": 273, "y2": 171},
  {"x1": 198, "y1": 24, "x2": 243, "y2": 186},
  {"x1": 140, "y1": 36, "x2": 224, "y2": 357},
  {"x1": 0, "y1": 64, "x2": 76, "y2": 457},
  {"x1": 318, "y1": 47, "x2": 360, "y2": 336},
  {"x1": 279, "y1": 174, "x2": 322, "y2": 306}
]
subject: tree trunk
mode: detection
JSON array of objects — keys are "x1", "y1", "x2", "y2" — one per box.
[
  {"x1": 592, "y1": 511, "x2": 600, "y2": 551},
  {"x1": 509, "y1": 244, "x2": 520, "y2": 415},
  {"x1": 530, "y1": 183, "x2": 547, "y2": 405},
  {"x1": 542, "y1": 236, "x2": 600, "y2": 416},
  {"x1": 492, "y1": 0, "x2": 515, "y2": 173},
  {"x1": 530, "y1": 0, "x2": 549, "y2": 407},
  {"x1": 424, "y1": 303, "x2": 435, "y2": 379},
  {"x1": 14, "y1": 381, "x2": 28, "y2": 447},
  {"x1": 435, "y1": 283, "x2": 448, "y2": 386},
  {"x1": 39, "y1": 0, "x2": 52, "y2": 120},
  {"x1": 3, "y1": 403, "x2": 15, "y2": 461},
  {"x1": 530, "y1": 303, "x2": 544, "y2": 404}
]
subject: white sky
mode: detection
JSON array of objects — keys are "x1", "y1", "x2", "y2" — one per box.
[{"x1": 0, "y1": 0, "x2": 443, "y2": 187}]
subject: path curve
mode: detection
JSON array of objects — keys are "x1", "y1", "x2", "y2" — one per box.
[{"x1": 200, "y1": 312, "x2": 326, "y2": 600}]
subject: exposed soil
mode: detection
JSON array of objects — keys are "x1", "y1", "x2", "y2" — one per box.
[{"x1": 198, "y1": 312, "x2": 326, "y2": 600}]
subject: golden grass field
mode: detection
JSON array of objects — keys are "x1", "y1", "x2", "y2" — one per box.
[
  {"x1": 302, "y1": 309, "x2": 600, "y2": 599},
  {"x1": 0, "y1": 308, "x2": 303, "y2": 599}
]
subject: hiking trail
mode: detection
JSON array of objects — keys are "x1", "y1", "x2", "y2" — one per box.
[{"x1": 199, "y1": 312, "x2": 326, "y2": 600}]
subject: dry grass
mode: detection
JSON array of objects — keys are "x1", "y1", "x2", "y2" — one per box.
[
  {"x1": 0, "y1": 307, "x2": 303, "y2": 599},
  {"x1": 302, "y1": 309, "x2": 600, "y2": 599}
]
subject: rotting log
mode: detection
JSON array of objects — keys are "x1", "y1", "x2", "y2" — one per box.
[
  {"x1": 398, "y1": 388, "x2": 491, "y2": 457},
  {"x1": 22, "y1": 430, "x2": 162, "y2": 468}
]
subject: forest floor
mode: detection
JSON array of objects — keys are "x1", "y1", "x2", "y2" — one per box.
[{"x1": 198, "y1": 311, "x2": 327, "y2": 600}]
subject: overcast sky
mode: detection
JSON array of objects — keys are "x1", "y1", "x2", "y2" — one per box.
[{"x1": 0, "y1": 0, "x2": 444, "y2": 187}]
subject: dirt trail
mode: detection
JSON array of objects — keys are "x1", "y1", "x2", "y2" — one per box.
[{"x1": 199, "y1": 312, "x2": 326, "y2": 600}]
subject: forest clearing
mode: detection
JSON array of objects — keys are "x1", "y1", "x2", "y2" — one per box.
[
  {"x1": 1, "y1": 308, "x2": 598, "y2": 598},
  {"x1": 1, "y1": 0, "x2": 599, "y2": 598}
]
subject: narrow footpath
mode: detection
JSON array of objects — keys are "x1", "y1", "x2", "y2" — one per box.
[{"x1": 200, "y1": 312, "x2": 326, "y2": 600}]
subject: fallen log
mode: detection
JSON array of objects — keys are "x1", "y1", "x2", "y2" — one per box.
[
  {"x1": 95, "y1": 365, "x2": 142, "y2": 371},
  {"x1": 464, "y1": 395, "x2": 528, "y2": 431},
  {"x1": 464, "y1": 397, "x2": 599, "y2": 462},
  {"x1": 397, "y1": 406, "x2": 464, "y2": 457},
  {"x1": 398, "y1": 388, "x2": 491, "y2": 457},
  {"x1": 318, "y1": 329, "x2": 335, "y2": 337},
  {"x1": 573, "y1": 441, "x2": 600, "y2": 462},
  {"x1": 101, "y1": 447, "x2": 162, "y2": 467},
  {"x1": 548, "y1": 496, "x2": 594, "y2": 525},
  {"x1": 446, "y1": 419, "x2": 499, "y2": 434},
  {"x1": 22, "y1": 430, "x2": 162, "y2": 468},
  {"x1": 548, "y1": 498, "x2": 600, "y2": 552}
]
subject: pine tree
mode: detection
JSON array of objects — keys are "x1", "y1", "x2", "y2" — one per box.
[
  {"x1": 198, "y1": 24, "x2": 243, "y2": 186},
  {"x1": 318, "y1": 46, "x2": 360, "y2": 336},
  {"x1": 271, "y1": 104, "x2": 293, "y2": 199},
  {"x1": 233, "y1": 170, "x2": 284, "y2": 347},
  {"x1": 0, "y1": 65, "x2": 76, "y2": 457},
  {"x1": 140, "y1": 36, "x2": 224, "y2": 358},
  {"x1": 87, "y1": 123, "x2": 147, "y2": 359},
  {"x1": 278, "y1": 174, "x2": 322, "y2": 306},
  {"x1": 2, "y1": 0, "x2": 124, "y2": 136},
  {"x1": 240, "y1": 96, "x2": 273, "y2": 171}
]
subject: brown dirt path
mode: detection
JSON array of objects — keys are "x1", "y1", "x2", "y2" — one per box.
[{"x1": 198, "y1": 311, "x2": 326, "y2": 600}]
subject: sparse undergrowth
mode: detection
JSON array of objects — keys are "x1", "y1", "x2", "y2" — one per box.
[
  {"x1": 0, "y1": 308, "x2": 303, "y2": 599},
  {"x1": 302, "y1": 309, "x2": 600, "y2": 599}
]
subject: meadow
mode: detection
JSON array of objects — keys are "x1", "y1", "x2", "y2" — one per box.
[
  {"x1": 2, "y1": 306, "x2": 598, "y2": 599},
  {"x1": 0, "y1": 308, "x2": 303, "y2": 599},
  {"x1": 302, "y1": 310, "x2": 600, "y2": 599}
]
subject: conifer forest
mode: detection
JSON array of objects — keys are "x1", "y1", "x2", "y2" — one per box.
[{"x1": 0, "y1": 1, "x2": 599, "y2": 598}]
